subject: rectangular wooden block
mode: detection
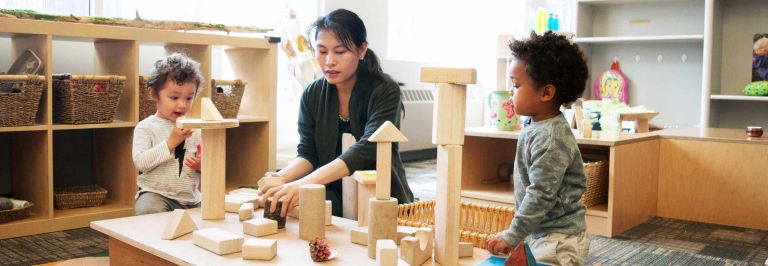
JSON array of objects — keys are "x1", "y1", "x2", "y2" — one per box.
[
  {"x1": 376, "y1": 239, "x2": 398, "y2": 266},
  {"x1": 239, "y1": 203, "x2": 254, "y2": 221},
  {"x1": 342, "y1": 175, "x2": 358, "y2": 220},
  {"x1": 242, "y1": 238, "x2": 277, "y2": 260},
  {"x1": 420, "y1": 67, "x2": 477, "y2": 85},
  {"x1": 357, "y1": 178, "x2": 376, "y2": 227},
  {"x1": 432, "y1": 83, "x2": 467, "y2": 145},
  {"x1": 225, "y1": 194, "x2": 258, "y2": 213},
  {"x1": 350, "y1": 226, "x2": 418, "y2": 246},
  {"x1": 192, "y1": 228, "x2": 243, "y2": 255},
  {"x1": 435, "y1": 144, "x2": 463, "y2": 265},
  {"x1": 459, "y1": 242, "x2": 474, "y2": 258},
  {"x1": 243, "y1": 217, "x2": 278, "y2": 237},
  {"x1": 201, "y1": 128, "x2": 226, "y2": 220},
  {"x1": 351, "y1": 226, "x2": 368, "y2": 245}
]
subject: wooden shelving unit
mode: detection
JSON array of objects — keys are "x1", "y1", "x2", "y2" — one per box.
[{"x1": 0, "y1": 18, "x2": 277, "y2": 239}]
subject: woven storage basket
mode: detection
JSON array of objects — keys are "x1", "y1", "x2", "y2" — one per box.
[
  {"x1": 398, "y1": 200, "x2": 515, "y2": 249},
  {"x1": 211, "y1": 79, "x2": 246, "y2": 118},
  {"x1": 138, "y1": 76, "x2": 155, "y2": 121},
  {"x1": 52, "y1": 75, "x2": 125, "y2": 124},
  {"x1": 0, "y1": 75, "x2": 45, "y2": 127},
  {"x1": 581, "y1": 160, "x2": 608, "y2": 207},
  {"x1": 0, "y1": 203, "x2": 34, "y2": 223},
  {"x1": 54, "y1": 185, "x2": 108, "y2": 209}
]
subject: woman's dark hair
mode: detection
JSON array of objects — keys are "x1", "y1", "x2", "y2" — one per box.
[
  {"x1": 308, "y1": 9, "x2": 393, "y2": 83},
  {"x1": 509, "y1": 31, "x2": 589, "y2": 106},
  {"x1": 147, "y1": 53, "x2": 204, "y2": 97}
]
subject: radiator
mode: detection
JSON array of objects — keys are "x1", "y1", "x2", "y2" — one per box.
[{"x1": 400, "y1": 89, "x2": 435, "y2": 152}]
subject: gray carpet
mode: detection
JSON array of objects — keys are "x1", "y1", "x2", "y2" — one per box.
[{"x1": 0, "y1": 159, "x2": 765, "y2": 265}]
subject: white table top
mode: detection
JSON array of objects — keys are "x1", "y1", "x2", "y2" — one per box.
[{"x1": 91, "y1": 208, "x2": 496, "y2": 265}]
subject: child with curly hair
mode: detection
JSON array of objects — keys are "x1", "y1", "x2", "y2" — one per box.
[{"x1": 485, "y1": 31, "x2": 591, "y2": 264}]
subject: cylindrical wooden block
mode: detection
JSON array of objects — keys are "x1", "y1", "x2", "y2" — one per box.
[
  {"x1": 375, "y1": 142, "x2": 392, "y2": 200},
  {"x1": 367, "y1": 197, "x2": 398, "y2": 259},
  {"x1": 299, "y1": 184, "x2": 325, "y2": 241},
  {"x1": 201, "y1": 128, "x2": 226, "y2": 220}
]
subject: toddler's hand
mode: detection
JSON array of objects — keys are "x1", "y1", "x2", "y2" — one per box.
[
  {"x1": 185, "y1": 156, "x2": 201, "y2": 171},
  {"x1": 167, "y1": 127, "x2": 193, "y2": 152},
  {"x1": 486, "y1": 235, "x2": 512, "y2": 255}
]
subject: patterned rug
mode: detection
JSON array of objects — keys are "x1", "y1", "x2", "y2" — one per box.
[{"x1": 0, "y1": 228, "x2": 107, "y2": 266}]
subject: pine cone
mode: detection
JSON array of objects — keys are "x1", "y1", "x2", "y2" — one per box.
[{"x1": 309, "y1": 237, "x2": 332, "y2": 262}]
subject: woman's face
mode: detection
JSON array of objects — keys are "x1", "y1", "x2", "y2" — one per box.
[{"x1": 315, "y1": 30, "x2": 367, "y2": 90}]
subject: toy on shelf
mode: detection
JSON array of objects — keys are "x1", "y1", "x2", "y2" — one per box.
[{"x1": 594, "y1": 59, "x2": 628, "y2": 104}]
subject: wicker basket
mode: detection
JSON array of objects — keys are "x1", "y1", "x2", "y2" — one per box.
[
  {"x1": 138, "y1": 76, "x2": 156, "y2": 121},
  {"x1": 398, "y1": 200, "x2": 515, "y2": 249},
  {"x1": 211, "y1": 79, "x2": 245, "y2": 118},
  {"x1": 54, "y1": 185, "x2": 108, "y2": 209},
  {"x1": 0, "y1": 75, "x2": 45, "y2": 127},
  {"x1": 0, "y1": 203, "x2": 34, "y2": 223},
  {"x1": 53, "y1": 75, "x2": 125, "y2": 124},
  {"x1": 581, "y1": 160, "x2": 608, "y2": 207}
]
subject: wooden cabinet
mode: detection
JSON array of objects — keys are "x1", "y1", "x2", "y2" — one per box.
[
  {"x1": 0, "y1": 18, "x2": 277, "y2": 239},
  {"x1": 460, "y1": 127, "x2": 660, "y2": 237}
]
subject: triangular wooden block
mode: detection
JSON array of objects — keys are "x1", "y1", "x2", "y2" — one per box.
[
  {"x1": 368, "y1": 121, "x2": 408, "y2": 142},
  {"x1": 162, "y1": 209, "x2": 198, "y2": 240},
  {"x1": 201, "y1": 97, "x2": 224, "y2": 121}
]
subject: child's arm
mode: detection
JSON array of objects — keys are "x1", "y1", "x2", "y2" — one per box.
[
  {"x1": 502, "y1": 135, "x2": 572, "y2": 247},
  {"x1": 132, "y1": 125, "x2": 174, "y2": 173}
]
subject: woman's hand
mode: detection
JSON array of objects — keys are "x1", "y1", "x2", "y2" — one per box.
[
  {"x1": 485, "y1": 235, "x2": 512, "y2": 255},
  {"x1": 261, "y1": 179, "x2": 306, "y2": 217}
]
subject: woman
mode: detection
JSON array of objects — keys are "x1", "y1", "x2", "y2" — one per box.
[{"x1": 261, "y1": 9, "x2": 414, "y2": 217}]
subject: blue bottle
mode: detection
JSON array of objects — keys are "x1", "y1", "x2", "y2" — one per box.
[{"x1": 547, "y1": 13, "x2": 560, "y2": 31}]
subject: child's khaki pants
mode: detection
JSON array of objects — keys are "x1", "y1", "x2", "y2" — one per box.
[{"x1": 528, "y1": 232, "x2": 590, "y2": 265}]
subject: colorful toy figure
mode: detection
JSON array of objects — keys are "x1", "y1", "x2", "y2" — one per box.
[{"x1": 594, "y1": 60, "x2": 628, "y2": 104}]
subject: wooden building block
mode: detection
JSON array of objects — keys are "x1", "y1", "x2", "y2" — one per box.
[
  {"x1": 257, "y1": 176, "x2": 283, "y2": 191},
  {"x1": 367, "y1": 197, "x2": 398, "y2": 259},
  {"x1": 420, "y1": 67, "x2": 477, "y2": 85},
  {"x1": 432, "y1": 83, "x2": 467, "y2": 145},
  {"x1": 354, "y1": 172, "x2": 376, "y2": 227},
  {"x1": 341, "y1": 133, "x2": 358, "y2": 220},
  {"x1": 350, "y1": 226, "x2": 418, "y2": 246},
  {"x1": 287, "y1": 200, "x2": 332, "y2": 225},
  {"x1": 375, "y1": 142, "x2": 392, "y2": 200},
  {"x1": 201, "y1": 97, "x2": 224, "y2": 121},
  {"x1": 376, "y1": 239, "x2": 398, "y2": 266},
  {"x1": 192, "y1": 228, "x2": 243, "y2": 255},
  {"x1": 201, "y1": 128, "x2": 226, "y2": 220},
  {"x1": 299, "y1": 184, "x2": 325, "y2": 241},
  {"x1": 350, "y1": 226, "x2": 368, "y2": 245},
  {"x1": 581, "y1": 119, "x2": 593, "y2": 138},
  {"x1": 435, "y1": 144, "x2": 462, "y2": 266},
  {"x1": 400, "y1": 227, "x2": 434, "y2": 266},
  {"x1": 243, "y1": 217, "x2": 278, "y2": 237},
  {"x1": 242, "y1": 238, "x2": 277, "y2": 260},
  {"x1": 262, "y1": 198, "x2": 286, "y2": 229},
  {"x1": 459, "y1": 242, "x2": 474, "y2": 258},
  {"x1": 368, "y1": 121, "x2": 408, "y2": 200},
  {"x1": 239, "y1": 203, "x2": 254, "y2": 221},
  {"x1": 161, "y1": 209, "x2": 198, "y2": 240},
  {"x1": 368, "y1": 121, "x2": 409, "y2": 142},
  {"x1": 225, "y1": 194, "x2": 258, "y2": 213}
]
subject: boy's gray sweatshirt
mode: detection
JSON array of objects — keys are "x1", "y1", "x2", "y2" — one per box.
[{"x1": 502, "y1": 113, "x2": 587, "y2": 246}]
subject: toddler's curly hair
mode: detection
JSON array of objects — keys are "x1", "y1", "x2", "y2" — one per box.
[{"x1": 509, "y1": 31, "x2": 589, "y2": 106}]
